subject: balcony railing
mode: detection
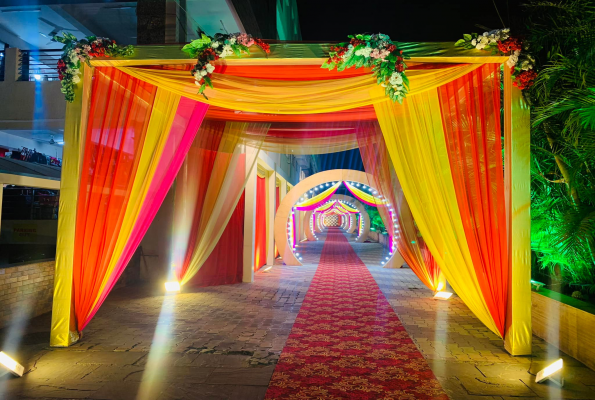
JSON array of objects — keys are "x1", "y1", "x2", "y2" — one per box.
[{"x1": 19, "y1": 50, "x2": 62, "y2": 81}]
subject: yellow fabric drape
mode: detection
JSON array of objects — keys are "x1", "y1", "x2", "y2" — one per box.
[
  {"x1": 336, "y1": 201, "x2": 359, "y2": 213},
  {"x1": 374, "y1": 91, "x2": 500, "y2": 336},
  {"x1": 344, "y1": 181, "x2": 386, "y2": 206},
  {"x1": 116, "y1": 64, "x2": 482, "y2": 114},
  {"x1": 180, "y1": 122, "x2": 269, "y2": 285},
  {"x1": 50, "y1": 65, "x2": 93, "y2": 347},
  {"x1": 259, "y1": 132, "x2": 359, "y2": 155},
  {"x1": 90, "y1": 88, "x2": 181, "y2": 310},
  {"x1": 503, "y1": 67, "x2": 532, "y2": 354},
  {"x1": 297, "y1": 182, "x2": 342, "y2": 208},
  {"x1": 315, "y1": 201, "x2": 334, "y2": 212}
]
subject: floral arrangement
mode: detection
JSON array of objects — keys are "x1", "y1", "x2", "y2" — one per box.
[
  {"x1": 54, "y1": 33, "x2": 133, "y2": 102},
  {"x1": 322, "y1": 33, "x2": 409, "y2": 103},
  {"x1": 455, "y1": 29, "x2": 536, "y2": 90},
  {"x1": 182, "y1": 32, "x2": 270, "y2": 98}
]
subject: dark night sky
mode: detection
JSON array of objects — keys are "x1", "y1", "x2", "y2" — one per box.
[
  {"x1": 300, "y1": 0, "x2": 522, "y2": 172},
  {"x1": 297, "y1": 0, "x2": 522, "y2": 43}
]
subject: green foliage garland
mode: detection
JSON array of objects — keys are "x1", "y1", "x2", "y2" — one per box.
[
  {"x1": 322, "y1": 33, "x2": 409, "y2": 103},
  {"x1": 54, "y1": 33, "x2": 133, "y2": 102}
]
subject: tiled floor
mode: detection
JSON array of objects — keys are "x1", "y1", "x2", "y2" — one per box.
[{"x1": 1, "y1": 231, "x2": 594, "y2": 399}]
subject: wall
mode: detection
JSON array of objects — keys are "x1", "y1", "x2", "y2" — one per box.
[
  {"x1": 0, "y1": 49, "x2": 66, "y2": 132},
  {"x1": 0, "y1": 260, "x2": 54, "y2": 329},
  {"x1": 532, "y1": 290, "x2": 595, "y2": 371}
]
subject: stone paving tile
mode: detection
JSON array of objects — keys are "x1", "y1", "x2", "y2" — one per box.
[
  {"x1": 364, "y1": 252, "x2": 595, "y2": 399},
  {"x1": 1, "y1": 232, "x2": 594, "y2": 399}
]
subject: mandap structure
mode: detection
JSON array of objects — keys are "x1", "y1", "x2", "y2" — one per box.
[{"x1": 50, "y1": 40, "x2": 531, "y2": 357}]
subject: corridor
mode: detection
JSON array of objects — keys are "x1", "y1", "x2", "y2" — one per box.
[{"x1": 266, "y1": 227, "x2": 447, "y2": 399}]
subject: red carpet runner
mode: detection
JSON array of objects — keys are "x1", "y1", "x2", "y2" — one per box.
[{"x1": 265, "y1": 228, "x2": 448, "y2": 399}]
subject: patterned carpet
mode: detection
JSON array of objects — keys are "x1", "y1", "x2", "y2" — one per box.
[{"x1": 265, "y1": 228, "x2": 448, "y2": 400}]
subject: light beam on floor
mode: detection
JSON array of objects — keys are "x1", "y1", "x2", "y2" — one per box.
[{"x1": 136, "y1": 279, "x2": 178, "y2": 399}]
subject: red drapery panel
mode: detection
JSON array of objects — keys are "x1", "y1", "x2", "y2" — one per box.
[
  {"x1": 254, "y1": 175, "x2": 267, "y2": 270},
  {"x1": 187, "y1": 192, "x2": 245, "y2": 287},
  {"x1": 73, "y1": 68, "x2": 157, "y2": 330},
  {"x1": 274, "y1": 186, "x2": 280, "y2": 258},
  {"x1": 438, "y1": 63, "x2": 508, "y2": 336}
]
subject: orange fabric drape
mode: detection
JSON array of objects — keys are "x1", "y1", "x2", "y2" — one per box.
[
  {"x1": 357, "y1": 123, "x2": 443, "y2": 291},
  {"x1": 254, "y1": 175, "x2": 267, "y2": 270},
  {"x1": 72, "y1": 68, "x2": 157, "y2": 330},
  {"x1": 438, "y1": 64, "x2": 508, "y2": 335}
]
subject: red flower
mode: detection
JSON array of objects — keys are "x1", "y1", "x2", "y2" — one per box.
[
  {"x1": 254, "y1": 38, "x2": 270, "y2": 54},
  {"x1": 513, "y1": 69, "x2": 537, "y2": 90},
  {"x1": 396, "y1": 63, "x2": 404, "y2": 72},
  {"x1": 497, "y1": 37, "x2": 522, "y2": 54},
  {"x1": 350, "y1": 38, "x2": 366, "y2": 47}
]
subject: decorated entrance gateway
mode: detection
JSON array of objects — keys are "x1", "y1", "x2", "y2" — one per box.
[{"x1": 50, "y1": 34, "x2": 531, "y2": 357}]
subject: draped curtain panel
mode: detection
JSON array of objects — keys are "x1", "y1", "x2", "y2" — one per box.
[
  {"x1": 72, "y1": 68, "x2": 208, "y2": 331},
  {"x1": 171, "y1": 121, "x2": 226, "y2": 284},
  {"x1": 437, "y1": 64, "x2": 508, "y2": 336},
  {"x1": 174, "y1": 122, "x2": 270, "y2": 285},
  {"x1": 187, "y1": 192, "x2": 245, "y2": 287},
  {"x1": 255, "y1": 175, "x2": 267, "y2": 270},
  {"x1": 374, "y1": 83, "x2": 503, "y2": 337},
  {"x1": 357, "y1": 124, "x2": 444, "y2": 291}
]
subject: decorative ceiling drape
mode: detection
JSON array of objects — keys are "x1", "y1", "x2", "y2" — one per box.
[{"x1": 116, "y1": 64, "x2": 482, "y2": 114}]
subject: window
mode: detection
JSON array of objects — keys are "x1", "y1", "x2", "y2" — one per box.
[{"x1": 0, "y1": 185, "x2": 59, "y2": 266}]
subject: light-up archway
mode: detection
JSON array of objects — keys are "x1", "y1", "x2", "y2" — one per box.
[{"x1": 274, "y1": 169, "x2": 403, "y2": 267}]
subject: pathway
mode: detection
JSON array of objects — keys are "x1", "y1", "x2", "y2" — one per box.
[{"x1": 265, "y1": 227, "x2": 448, "y2": 399}]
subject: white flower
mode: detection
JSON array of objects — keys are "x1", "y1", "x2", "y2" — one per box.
[
  {"x1": 219, "y1": 45, "x2": 233, "y2": 58},
  {"x1": 228, "y1": 37, "x2": 236, "y2": 45},
  {"x1": 205, "y1": 63, "x2": 215, "y2": 74},
  {"x1": 195, "y1": 79, "x2": 202, "y2": 86},
  {"x1": 200, "y1": 69, "x2": 208, "y2": 77},
  {"x1": 389, "y1": 72, "x2": 403, "y2": 86},
  {"x1": 72, "y1": 74, "x2": 81, "y2": 84},
  {"x1": 471, "y1": 39, "x2": 477, "y2": 46},
  {"x1": 355, "y1": 47, "x2": 372, "y2": 57},
  {"x1": 480, "y1": 36, "x2": 489, "y2": 45},
  {"x1": 211, "y1": 41, "x2": 220, "y2": 49},
  {"x1": 506, "y1": 54, "x2": 519, "y2": 68}
]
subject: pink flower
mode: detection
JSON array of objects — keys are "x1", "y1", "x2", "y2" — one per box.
[
  {"x1": 370, "y1": 48, "x2": 390, "y2": 60},
  {"x1": 236, "y1": 33, "x2": 255, "y2": 47}
]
